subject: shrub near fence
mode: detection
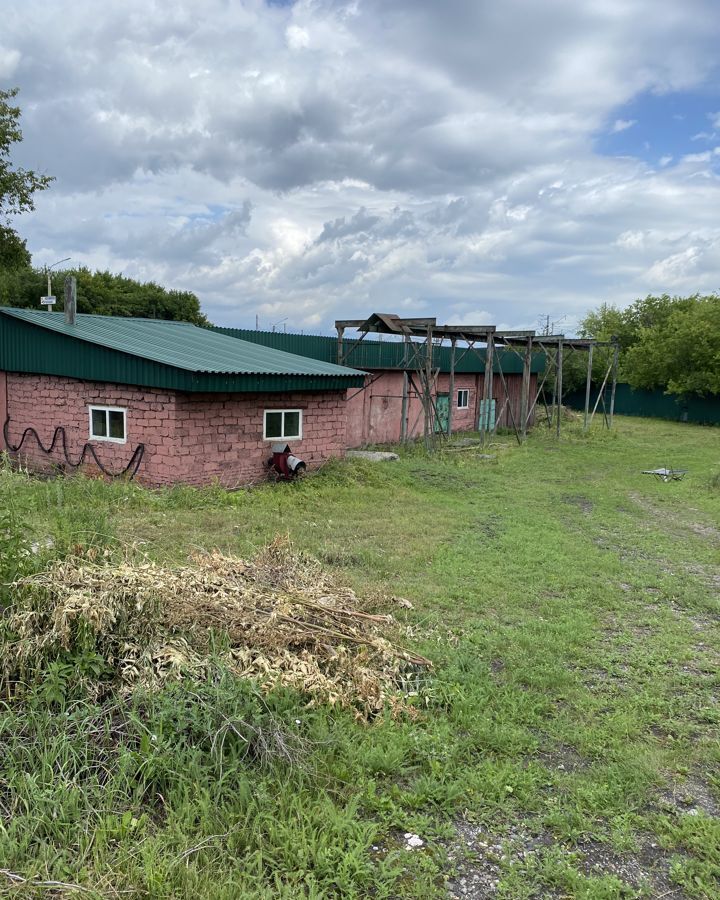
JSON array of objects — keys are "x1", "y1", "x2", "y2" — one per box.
[{"x1": 565, "y1": 383, "x2": 720, "y2": 426}]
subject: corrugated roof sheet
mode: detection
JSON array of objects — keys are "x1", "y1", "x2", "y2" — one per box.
[
  {"x1": 0, "y1": 309, "x2": 364, "y2": 378},
  {"x1": 215, "y1": 327, "x2": 546, "y2": 375}
]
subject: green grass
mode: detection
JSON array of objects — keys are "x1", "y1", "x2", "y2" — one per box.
[{"x1": 1, "y1": 417, "x2": 719, "y2": 898}]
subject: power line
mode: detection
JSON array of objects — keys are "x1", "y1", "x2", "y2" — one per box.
[{"x1": 537, "y1": 313, "x2": 567, "y2": 335}]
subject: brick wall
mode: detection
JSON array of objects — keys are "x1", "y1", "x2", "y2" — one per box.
[
  {"x1": 0, "y1": 371, "x2": 7, "y2": 440},
  {"x1": 1, "y1": 372, "x2": 347, "y2": 487},
  {"x1": 175, "y1": 391, "x2": 348, "y2": 487}
]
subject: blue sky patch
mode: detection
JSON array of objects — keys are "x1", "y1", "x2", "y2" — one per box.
[{"x1": 595, "y1": 86, "x2": 720, "y2": 167}]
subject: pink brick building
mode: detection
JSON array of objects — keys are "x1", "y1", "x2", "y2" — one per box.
[
  {"x1": 344, "y1": 369, "x2": 538, "y2": 446},
  {"x1": 217, "y1": 326, "x2": 543, "y2": 447},
  {"x1": 0, "y1": 309, "x2": 364, "y2": 488}
]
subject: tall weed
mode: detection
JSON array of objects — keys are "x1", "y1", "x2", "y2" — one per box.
[{"x1": 0, "y1": 490, "x2": 34, "y2": 607}]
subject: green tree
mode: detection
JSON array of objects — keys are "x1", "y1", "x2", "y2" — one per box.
[
  {"x1": 624, "y1": 296, "x2": 720, "y2": 395},
  {"x1": 579, "y1": 293, "x2": 720, "y2": 396},
  {"x1": 0, "y1": 87, "x2": 53, "y2": 268},
  {"x1": 0, "y1": 265, "x2": 208, "y2": 325},
  {"x1": 580, "y1": 303, "x2": 634, "y2": 352},
  {"x1": 557, "y1": 302, "x2": 624, "y2": 392}
]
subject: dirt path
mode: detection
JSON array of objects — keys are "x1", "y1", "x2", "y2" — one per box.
[{"x1": 628, "y1": 491, "x2": 720, "y2": 546}]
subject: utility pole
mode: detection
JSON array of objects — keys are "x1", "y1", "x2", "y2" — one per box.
[
  {"x1": 538, "y1": 313, "x2": 566, "y2": 335},
  {"x1": 41, "y1": 257, "x2": 71, "y2": 311}
]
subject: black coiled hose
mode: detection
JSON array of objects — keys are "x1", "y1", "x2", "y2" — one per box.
[{"x1": 3, "y1": 417, "x2": 145, "y2": 480}]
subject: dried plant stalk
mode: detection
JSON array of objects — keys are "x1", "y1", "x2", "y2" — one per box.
[{"x1": 2, "y1": 537, "x2": 431, "y2": 717}]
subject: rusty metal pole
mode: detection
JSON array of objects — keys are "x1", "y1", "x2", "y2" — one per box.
[
  {"x1": 401, "y1": 334, "x2": 412, "y2": 443},
  {"x1": 520, "y1": 335, "x2": 532, "y2": 441},
  {"x1": 424, "y1": 323, "x2": 433, "y2": 450},
  {"x1": 609, "y1": 341, "x2": 619, "y2": 429},
  {"x1": 448, "y1": 337, "x2": 456, "y2": 436},
  {"x1": 583, "y1": 342, "x2": 594, "y2": 432},
  {"x1": 401, "y1": 371, "x2": 409, "y2": 443},
  {"x1": 401, "y1": 337, "x2": 409, "y2": 443},
  {"x1": 555, "y1": 338, "x2": 564, "y2": 438},
  {"x1": 480, "y1": 333, "x2": 494, "y2": 445}
]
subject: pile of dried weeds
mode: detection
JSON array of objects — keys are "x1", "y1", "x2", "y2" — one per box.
[{"x1": 2, "y1": 537, "x2": 430, "y2": 716}]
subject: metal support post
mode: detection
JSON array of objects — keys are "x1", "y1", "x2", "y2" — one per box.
[
  {"x1": 424, "y1": 323, "x2": 433, "y2": 450},
  {"x1": 555, "y1": 338, "x2": 563, "y2": 438},
  {"x1": 401, "y1": 371, "x2": 409, "y2": 442},
  {"x1": 583, "y1": 342, "x2": 594, "y2": 431},
  {"x1": 480, "y1": 334, "x2": 494, "y2": 444},
  {"x1": 448, "y1": 337, "x2": 456, "y2": 436},
  {"x1": 609, "y1": 341, "x2": 619, "y2": 429},
  {"x1": 520, "y1": 334, "x2": 532, "y2": 440}
]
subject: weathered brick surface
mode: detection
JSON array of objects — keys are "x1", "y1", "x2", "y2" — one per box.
[
  {"x1": 175, "y1": 391, "x2": 347, "y2": 487},
  {"x1": 0, "y1": 371, "x2": 7, "y2": 438},
  {"x1": 1, "y1": 372, "x2": 347, "y2": 487}
]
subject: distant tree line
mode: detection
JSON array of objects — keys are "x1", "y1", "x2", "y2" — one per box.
[
  {"x1": 0, "y1": 266, "x2": 208, "y2": 325},
  {"x1": 579, "y1": 294, "x2": 720, "y2": 396}
]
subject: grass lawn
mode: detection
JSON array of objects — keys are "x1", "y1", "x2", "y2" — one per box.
[{"x1": 1, "y1": 416, "x2": 719, "y2": 898}]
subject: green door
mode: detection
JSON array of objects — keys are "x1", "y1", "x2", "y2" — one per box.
[
  {"x1": 478, "y1": 398, "x2": 496, "y2": 431},
  {"x1": 435, "y1": 393, "x2": 450, "y2": 433}
]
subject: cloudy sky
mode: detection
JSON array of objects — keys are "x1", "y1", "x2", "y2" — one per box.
[{"x1": 4, "y1": 0, "x2": 720, "y2": 331}]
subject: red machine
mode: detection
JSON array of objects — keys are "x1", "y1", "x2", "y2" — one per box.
[{"x1": 267, "y1": 443, "x2": 306, "y2": 481}]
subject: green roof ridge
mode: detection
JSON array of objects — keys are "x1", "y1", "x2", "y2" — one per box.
[{"x1": 0, "y1": 308, "x2": 364, "y2": 379}]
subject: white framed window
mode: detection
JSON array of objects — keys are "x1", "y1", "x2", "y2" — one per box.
[
  {"x1": 457, "y1": 389, "x2": 470, "y2": 409},
  {"x1": 264, "y1": 409, "x2": 302, "y2": 441},
  {"x1": 89, "y1": 406, "x2": 127, "y2": 443}
]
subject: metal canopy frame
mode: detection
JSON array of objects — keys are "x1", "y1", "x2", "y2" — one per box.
[
  {"x1": 335, "y1": 313, "x2": 619, "y2": 448},
  {"x1": 336, "y1": 314, "x2": 509, "y2": 449},
  {"x1": 498, "y1": 334, "x2": 620, "y2": 436},
  {"x1": 337, "y1": 315, "x2": 499, "y2": 449}
]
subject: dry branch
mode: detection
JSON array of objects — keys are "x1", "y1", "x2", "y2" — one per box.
[{"x1": 2, "y1": 537, "x2": 431, "y2": 716}]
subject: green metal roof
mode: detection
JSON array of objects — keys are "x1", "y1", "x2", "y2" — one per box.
[
  {"x1": 1, "y1": 309, "x2": 363, "y2": 377},
  {"x1": 214, "y1": 327, "x2": 545, "y2": 375},
  {"x1": 0, "y1": 309, "x2": 365, "y2": 393}
]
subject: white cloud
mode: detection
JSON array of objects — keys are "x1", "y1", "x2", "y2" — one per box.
[
  {"x1": 611, "y1": 118, "x2": 637, "y2": 133},
  {"x1": 645, "y1": 246, "x2": 703, "y2": 285},
  {"x1": 285, "y1": 25, "x2": 310, "y2": 50},
  {"x1": 616, "y1": 230, "x2": 645, "y2": 249},
  {"x1": 5, "y1": 0, "x2": 720, "y2": 329},
  {"x1": 0, "y1": 47, "x2": 21, "y2": 78}
]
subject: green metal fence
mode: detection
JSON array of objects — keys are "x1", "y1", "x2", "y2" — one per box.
[
  {"x1": 565, "y1": 383, "x2": 720, "y2": 425},
  {"x1": 213, "y1": 327, "x2": 545, "y2": 375}
]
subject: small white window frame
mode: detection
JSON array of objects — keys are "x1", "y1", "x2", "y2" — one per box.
[
  {"x1": 457, "y1": 389, "x2": 470, "y2": 409},
  {"x1": 263, "y1": 409, "x2": 303, "y2": 441},
  {"x1": 88, "y1": 405, "x2": 127, "y2": 444}
]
